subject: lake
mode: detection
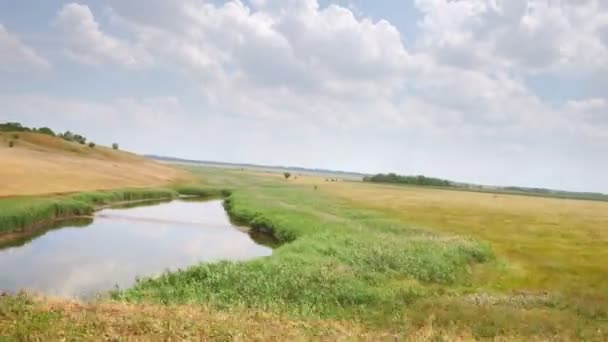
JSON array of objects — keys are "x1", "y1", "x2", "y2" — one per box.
[{"x1": 0, "y1": 199, "x2": 272, "y2": 298}]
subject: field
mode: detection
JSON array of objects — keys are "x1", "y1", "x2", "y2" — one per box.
[
  {"x1": 0, "y1": 132, "x2": 188, "y2": 196},
  {"x1": 1, "y1": 167, "x2": 607, "y2": 340}
]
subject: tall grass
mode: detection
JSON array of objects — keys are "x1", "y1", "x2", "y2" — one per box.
[{"x1": 0, "y1": 187, "x2": 214, "y2": 234}]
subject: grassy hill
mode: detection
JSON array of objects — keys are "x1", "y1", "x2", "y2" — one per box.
[{"x1": 0, "y1": 131, "x2": 188, "y2": 197}]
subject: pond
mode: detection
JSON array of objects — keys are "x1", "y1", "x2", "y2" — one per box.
[{"x1": 0, "y1": 199, "x2": 272, "y2": 298}]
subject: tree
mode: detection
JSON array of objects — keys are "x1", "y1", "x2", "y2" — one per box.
[
  {"x1": 62, "y1": 131, "x2": 74, "y2": 141},
  {"x1": 112, "y1": 143, "x2": 119, "y2": 150},
  {"x1": 73, "y1": 134, "x2": 87, "y2": 144},
  {"x1": 283, "y1": 172, "x2": 291, "y2": 180},
  {"x1": 37, "y1": 127, "x2": 55, "y2": 136},
  {"x1": 88, "y1": 142, "x2": 95, "y2": 148}
]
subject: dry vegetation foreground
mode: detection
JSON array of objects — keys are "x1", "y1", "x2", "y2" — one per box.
[{"x1": 0, "y1": 132, "x2": 189, "y2": 197}]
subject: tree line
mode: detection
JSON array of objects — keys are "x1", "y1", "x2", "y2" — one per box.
[
  {"x1": 363, "y1": 173, "x2": 453, "y2": 187},
  {"x1": 1, "y1": 122, "x2": 118, "y2": 150}
]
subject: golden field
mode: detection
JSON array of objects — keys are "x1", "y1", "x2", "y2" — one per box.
[
  {"x1": 0, "y1": 132, "x2": 189, "y2": 197},
  {"x1": 293, "y1": 175, "x2": 608, "y2": 299}
]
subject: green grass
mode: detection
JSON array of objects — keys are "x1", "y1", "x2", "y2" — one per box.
[{"x1": 0, "y1": 186, "x2": 222, "y2": 234}]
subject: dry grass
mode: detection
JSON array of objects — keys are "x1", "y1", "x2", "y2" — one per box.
[
  {"x1": 1, "y1": 295, "x2": 411, "y2": 340},
  {"x1": 0, "y1": 132, "x2": 189, "y2": 196}
]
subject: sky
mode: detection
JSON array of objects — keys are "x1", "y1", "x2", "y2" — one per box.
[{"x1": 1, "y1": 0, "x2": 607, "y2": 192}]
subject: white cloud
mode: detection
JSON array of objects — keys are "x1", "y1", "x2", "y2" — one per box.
[
  {"x1": 414, "y1": 0, "x2": 608, "y2": 73},
  {"x1": 46, "y1": 1, "x2": 608, "y2": 144},
  {"x1": 0, "y1": 24, "x2": 50, "y2": 71},
  {"x1": 56, "y1": 3, "x2": 152, "y2": 67}
]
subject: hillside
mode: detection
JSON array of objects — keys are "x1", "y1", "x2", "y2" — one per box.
[{"x1": 0, "y1": 131, "x2": 189, "y2": 197}]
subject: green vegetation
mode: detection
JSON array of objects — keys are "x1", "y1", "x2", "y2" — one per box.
[
  {"x1": 36, "y1": 127, "x2": 55, "y2": 136},
  {"x1": 62, "y1": 131, "x2": 87, "y2": 145},
  {"x1": 88, "y1": 142, "x2": 96, "y2": 148},
  {"x1": 0, "y1": 122, "x2": 31, "y2": 133},
  {"x1": 365, "y1": 172, "x2": 608, "y2": 202},
  {"x1": 0, "y1": 186, "x2": 224, "y2": 235},
  {"x1": 112, "y1": 143, "x2": 119, "y2": 150},
  {"x1": 0, "y1": 188, "x2": 176, "y2": 235},
  {"x1": 1, "y1": 122, "x2": 55, "y2": 137},
  {"x1": 283, "y1": 172, "x2": 291, "y2": 180},
  {"x1": 364, "y1": 173, "x2": 453, "y2": 187}
]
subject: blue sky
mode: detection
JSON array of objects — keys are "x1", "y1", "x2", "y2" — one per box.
[{"x1": 1, "y1": 0, "x2": 608, "y2": 192}]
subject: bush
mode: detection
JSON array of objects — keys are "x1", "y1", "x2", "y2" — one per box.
[
  {"x1": 36, "y1": 127, "x2": 55, "y2": 136},
  {"x1": 12, "y1": 134, "x2": 19, "y2": 140},
  {"x1": 8, "y1": 141, "x2": 14, "y2": 148},
  {"x1": 112, "y1": 143, "x2": 119, "y2": 150},
  {"x1": 284, "y1": 172, "x2": 291, "y2": 180},
  {"x1": 88, "y1": 142, "x2": 95, "y2": 148}
]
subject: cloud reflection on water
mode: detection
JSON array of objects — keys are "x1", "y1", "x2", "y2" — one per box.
[{"x1": 0, "y1": 200, "x2": 272, "y2": 297}]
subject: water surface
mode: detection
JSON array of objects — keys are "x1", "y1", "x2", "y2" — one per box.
[{"x1": 0, "y1": 199, "x2": 272, "y2": 297}]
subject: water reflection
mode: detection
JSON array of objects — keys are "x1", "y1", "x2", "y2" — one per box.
[
  {"x1": 0, "y1": 218, "x2": 93, "y2": 250},
  {"x1": 0, "y1": 200, "x2": 272, "y2": 298}
]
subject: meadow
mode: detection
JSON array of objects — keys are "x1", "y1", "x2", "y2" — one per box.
[{"x1": 1, "y1": 167, "x2": 607, "y2": 339}]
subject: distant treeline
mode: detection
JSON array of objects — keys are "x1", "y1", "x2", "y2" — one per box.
[
  {"x1": 363, "y1": 173, "x2": 452, "y2": 187},
  {"x1": 364, "y1": 172, "x2": 608, "y2": 202},
  {"x1": 1, "y1": 122, "x2": 57, "y2": 136},
  {"x1": 1, "y1": 122, "x2": 118, "y2": 149},
  {"x1": 1, "y1": 122, "x2": 88, "y2": 144}
]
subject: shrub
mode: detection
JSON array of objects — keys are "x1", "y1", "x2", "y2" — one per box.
[
  {"x1": 112, "y1": 143, "x2": 119, "y2": 150},
  {"x1": 88, "y1": 142, "x2": 96, "y2": 148},
  {"x1": 8, "y1": 141, "x2": 14, "y2": 148},
  {"x1": 284, "y1": 172, "x2": 291, "y2": 180},
  {"x1": 12, "y1": 134, "x2": 19, "y2": 140},
  {"x1": 37, "y1": 127, "x2": 55, "y2": 136}
]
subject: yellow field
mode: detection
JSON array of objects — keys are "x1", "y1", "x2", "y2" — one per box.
[
  {"x1": 0, "y1": 132, "x2": 189, "y2": 196},
  {"x1": 292, "y1": 175, "x2": 608, "y2": 299}
]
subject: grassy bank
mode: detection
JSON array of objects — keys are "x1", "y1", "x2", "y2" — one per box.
[
  {"x1": 0, "y1": 185, "x2": 225, "y2": 236},
  {"x1": 0, "y1": 189, "x2": 175, "y2": 235}
]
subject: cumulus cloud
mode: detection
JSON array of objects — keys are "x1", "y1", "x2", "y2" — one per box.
[
  {"x1": 414, "y1": 0, "x2": 608, "y2": 73},
  {"x1": 55, "y1": 0, "x2": 607, "y2": 135},
  {"x1": 0, "y1": 24, "x2": 50, "y2": 71},
  {"x1": 56, "y1": 3, "x2": 152, "y2": 67}
]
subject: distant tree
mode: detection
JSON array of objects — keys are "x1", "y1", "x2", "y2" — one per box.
[
  {"x1": 0, "y1": 122, "x2": 28, "y2": 132},
  {"x1": 8, "y1": 141, "x2": 14, "y2": 148},
  {"x1": 37, "y1": 127, "x2": 55, "y2": 136},
  {"x1": 112, "y1": 143, "x2": 119, "y2": 150},
  {"x1": 62, "y1": 131, "x2": 74, "y2": 141},
  {"x1": 88, "y1": 142, "x2": 96, "y2": 148},
  {"x1": 283, "y1": 172, "x2": 291, "y2": 180},
  {"x1": 73, "y1": 134, "x2": 87, "y2": 144}
]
